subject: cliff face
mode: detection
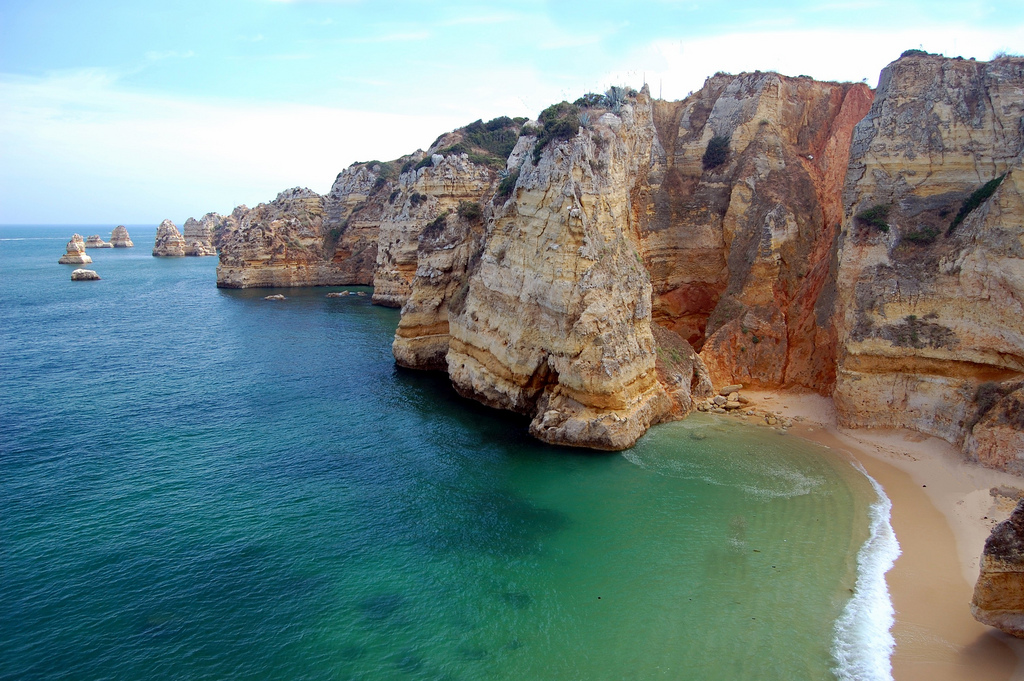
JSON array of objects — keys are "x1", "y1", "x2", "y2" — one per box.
[
  {"x1": 373, "y1": 154, "x2": 496, "y2": 308},
  {"x1": 441, "y1": 91, "x2": 712, "y2": 450},
  {"x1": 153, "y1": 220, "x2": 186, "y2": 257},
  {"x1": 182, "y1": 213, "x2": 220, "y2": 256},
  {"x1": 216, "y1": 188, "x2": 328, "y2": 287},
  {"x1": 638, "y1": 73, "x2": 873, "y2": 391},
  {"x1": 834, "y1": 53, "x2": 1024, "y2": 471},
  {"x1": 973, "y1": 498, "x2": 1024, "y2": 637}
]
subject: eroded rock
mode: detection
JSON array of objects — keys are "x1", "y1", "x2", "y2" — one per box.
[
  {"x1": 58, "y1": 234, "x2": 92, "y2": 264},
  {"x1": 973, "y1": 499, "x2": 1024, "y2": 636}
]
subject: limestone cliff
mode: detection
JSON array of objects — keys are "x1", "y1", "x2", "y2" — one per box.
[
  {"x1": 637, "y1": 73, "x2": 873, "y2": 391},
  {"x1": 110, "y1": 225, "x2": 134, "y2": 248},
  {"x1": 443, "y1": 91, "x2": 711, "y2": 450},
  {"x1": 152, "y1": 220, "x2": 186, "y2": 257},
  {"x1": 59, "y1": 234, "x2": 92, "y2": 264},
  {"x1": 973, "y1": 498, "x2": 1024, "y2": 637},
  {"x1": 182, "y1": 213, "x2": 221, "y2": 256},
  {"x1": 833, "y1": 52, "x2": 1024, "y2": 471}
]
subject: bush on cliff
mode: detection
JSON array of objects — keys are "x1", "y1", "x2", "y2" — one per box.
[
  {"x1": 702, "y1": 135, "x2": 731, "y2": 171},
  {"x1": 496, "y1": 170, "x2": 519, "y2": 200},
  {"x1": 856, "y1": 204, "x2": 891, "y2": 233},
  {"x1": 948, "y1": 174, "x2": 1005, "y2": 235},
  {"x1": 457, "y1": 200, "x2": 482, "y2": 222},
  {"x1": 533, "y1": 101, "x2": 581, "y2": 163}
]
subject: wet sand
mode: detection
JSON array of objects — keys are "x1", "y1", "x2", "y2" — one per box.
[{"x1": 744, "y1": 390, "x2": 1024, "y2": 680}]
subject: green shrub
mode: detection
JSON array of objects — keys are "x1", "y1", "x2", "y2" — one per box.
[
  {"x1": 902, "y1": 225, "x2": 939, "y2": 243},
  {"x1": 496, "y1": 170, "x2": 519, "y2": 200},
  {"x1": 702, "y1": 135, "x2": 730, "y2": 171},
  {"x1": 409, "y1": 192, "x2": 427, "y2": 208},
  {"x1": 604, "y1": 86, "x2": 627, "y2": 112},
  {"x1": 533, "y1": 101, "x2": 580, "y2": 163},
  {"x1": 388, "y1": 190, "x2": 400, "y2": 203},
  {"x1": 856, "y1": 204, "x2": 891, "y2": 233},
  {"x1": 900, "y1": 49, "x2": 929, "y2": 58},
  {"x1": 574, "y1": 93, "x2": 605, "y2": 108},
  {"x1": 457, "y1": 200, "x2": 482, "y2": 221},
  {"x1": 422, "y1": 212, "x2": 449, "y2": 239},
  {"x1": 948, "y1": 174, "x2": 1005, "y2": 235},
  {"x1": 414, "y1": 156, "x2": 434, "y2": 171}
]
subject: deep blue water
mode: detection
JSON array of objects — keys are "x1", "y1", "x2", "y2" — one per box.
[{"x1": 0, "y1": 226, "x2": 885, "y2": 680}]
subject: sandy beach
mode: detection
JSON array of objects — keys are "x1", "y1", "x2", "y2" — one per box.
[{"x1": 740, "y1": 390, "x2": 1024, "y2": 680}]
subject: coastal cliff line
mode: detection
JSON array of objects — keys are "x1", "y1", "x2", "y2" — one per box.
[{"x1": 209, "y1": 51, "x2": 1024, "y2": 471}]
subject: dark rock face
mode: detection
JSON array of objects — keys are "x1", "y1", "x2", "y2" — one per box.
[{"x1": 973, "y1": 500, "x2": 1024, "y2": 637}]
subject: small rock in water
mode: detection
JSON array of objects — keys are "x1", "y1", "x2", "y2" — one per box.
[
  {"x1": 326, "y1": 291, "x2": 349, "y2": 298},
  {"x1": 356, "y1": 291, "x2": 367, "y2": 297},
  {"x1": 71, "y1": 268, "x2": 100, "y2": 281},
  {"x1": 264, "y1": 294, "x2": 286, "y2": 301}
]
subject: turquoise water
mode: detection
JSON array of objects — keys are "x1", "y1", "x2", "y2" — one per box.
[{"x1": 1, "y1": 226, "x2": 885, "y2": 680}]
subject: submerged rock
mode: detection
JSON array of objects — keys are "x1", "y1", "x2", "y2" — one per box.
[
  {"x1": 152, "y1": 220, "x2": 186, "y2": 257},
  {"x1": 58, "y1": 234, "x2": 92, "y2": 264},
  {"x1": 70, "y1": 268, "x2": 100, "y2": 281},
  {"x1": 972, "y1": 499, "x2": 1024, "y2": 637}
]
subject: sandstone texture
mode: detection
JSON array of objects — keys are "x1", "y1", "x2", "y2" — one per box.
[
  {"x1": 638, "y1": 73, "x2": 873, "y2": 392},
  {"x1": 59, "y1": 234, "x2": 92, "y2": 264},
  {"x1": 972, "y1": 499, "x2": 1024, "y2": 636},
  {"x1": 70, "y1": 268, "x2": 100, "y2": 281},
  {"x1": 152, "y1": 220, "x2": 186, "y2": 257},
  {"x1": 110, "y1": 225, "x2": 134, "y2": 248},
  {"x1": 84, "y1": 235, "x2": 112, "y2": 248},
  {"x1": 443, "y1": 90, "x2": 710, "y2": 450},
  {"x1": 182, "y1": 213, "x2": 221, "y2": 256},
  {"x1": 833, "y1": 52, "x2": 1024, "y2": 472}
]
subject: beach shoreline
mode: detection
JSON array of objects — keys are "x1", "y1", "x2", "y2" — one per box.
[{"x1": 740, "y1": 389, "x2": 1024, "y2": 680}]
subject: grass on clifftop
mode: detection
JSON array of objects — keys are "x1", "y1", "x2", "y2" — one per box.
[{"x1": 418, "y1": 116, "x2": 528, "y2": 171}]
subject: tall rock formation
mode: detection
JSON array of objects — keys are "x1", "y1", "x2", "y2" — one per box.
[
  {"x1": 833, "y1": 52, "x2": 1024, "y2": 472},
  {"x1": 152, "y1": 220, "x2": 186, "y2": 257},
  {"x1": 110, "y1": 225, "x2": 134, "y2": 248},
  {"x1": 442, "y1": 91, "x2": 711, "y2": 450},
  {"x1": 182, "y1": 213, "x2": 221, "y2": 256},
  {"x1": 636, "y1": 73, "x2": 873, "y2": 391},
  {"x1": 972, "y1": 498, "x2": 1024, "y2": 637},
  {"x1": 58, "y1": 234, "x2": 92, "y2": 264}
]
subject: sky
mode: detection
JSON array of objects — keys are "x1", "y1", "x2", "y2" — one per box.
[{"x1": 1, "y1": 0, "x2": 1022, "y2": 225}]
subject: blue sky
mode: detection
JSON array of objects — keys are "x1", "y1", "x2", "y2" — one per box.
[{"x1": 1, "y1": 0, "x2": 1022, "y2": 224}]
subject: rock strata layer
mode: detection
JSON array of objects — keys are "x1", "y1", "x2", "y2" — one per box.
[
  {"x1": 183, "y1": 214, "x2": 221, "y2": 256},
  {"x1": 973, "y1": 499, "x2": 1024, "y2": 636},
  {"x1": 59, "y1": 234, "x2": 92, "y2": 264},
  {"x1": 152, "y1": 220, "x2": 186, "y2": 257}
]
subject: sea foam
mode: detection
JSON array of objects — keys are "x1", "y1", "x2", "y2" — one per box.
[{"x1": 831, "y1": 464, "x2": 900, "y2": 681}]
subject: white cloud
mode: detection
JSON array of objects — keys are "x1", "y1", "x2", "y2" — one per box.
[
  {"x1": 0, "y1": 70, "x2": 462, "y2": 223},
  {"x1": 607, "y1": 25, "x2": 1024, "y2": 100}
]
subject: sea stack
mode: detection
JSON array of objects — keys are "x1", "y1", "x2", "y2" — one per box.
[
  {"x1": 111, "y1": 225, "x2": 134, "y2": 248},
  {"x1": 152, "y1": 220, "x2": 186, "y2": 257},
  {"x1": 84, "y1": 235, "x2": 112, "y2": 248},
  {"x1": 58, "y1": 234, "x2": 92, "y2": 264},
  {"x1": 972, "y1": 499, "x2": 1024, "y2": 637}
]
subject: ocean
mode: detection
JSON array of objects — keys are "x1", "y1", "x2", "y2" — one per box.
[{"x1": 0, "y1": 225, "x2": 897, "y2": 680}]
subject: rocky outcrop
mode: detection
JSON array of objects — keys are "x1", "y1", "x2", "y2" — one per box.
[
  {"x1": 637, "y1": 73, "x2": 873, "y2": 392},
  {"x1": 833, "y1": 52, "x2": 1024, "y2": 472},
  {"x1": 71, "y1": 268, "x2": 100, "y2": 281},
  {"x1": 443, "y1": 90, "x2": 690, "y2": 450},
  {"x1": 84, "y1": 235, "x2": 112, "y2": 248},
  {"x1": 58, "y1": 234, "x2": 92, "y2": 264},
  {"x1": 152, "y1": 220, "x2": 186, "y2": 257},
  {"x1": 972, "y1": 499, "x2": 1024, "y2": 636},
  {"x1": 216, "y1": 188, "x2": 328, "y2": 287},
  {"x1": 182, "y1": 213, "x2": 221, "y2": 256},
  {"x1": 110, "y1": 226, "x2": 134, "y2": 248}
]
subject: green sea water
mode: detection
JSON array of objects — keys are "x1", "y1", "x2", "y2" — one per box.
[{"x1": 0, "y1": 226, "x2": 888, "y2": 680}]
